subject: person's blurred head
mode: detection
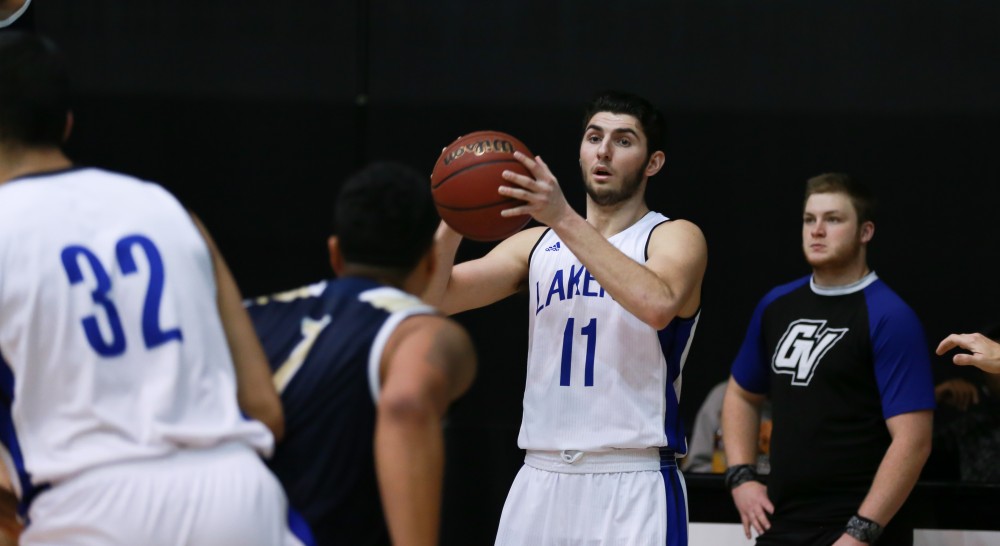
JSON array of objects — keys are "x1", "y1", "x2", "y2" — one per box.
[
  {"x1": 329, "y1": 161, "x2": 440, "y2": 291},
  {"x1": 0, "y1": 31, "x2": 70, "y2": 148}
]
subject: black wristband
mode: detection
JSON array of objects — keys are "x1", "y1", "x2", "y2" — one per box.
[
  {"x1": 845, "y1": 514, "x2": 883, "y2": 544},
  {"x1": 724, "y1": 464, "x2": 759, "y2": 490}
]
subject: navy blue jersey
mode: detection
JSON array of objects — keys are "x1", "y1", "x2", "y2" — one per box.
[
  {"x1": 730, "y1": 272, "x2": 935, "y2": 524},
  {"x1": 247, "y1": 277, "x2": 436, "y2": 546}
]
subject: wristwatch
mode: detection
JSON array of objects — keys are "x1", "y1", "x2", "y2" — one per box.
[{"x1": 845, "y1": 514, "x2": 883, "y2": 544}]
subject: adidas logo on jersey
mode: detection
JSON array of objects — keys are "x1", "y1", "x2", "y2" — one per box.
[
  {"x1": 771, "y1": 319, "x2": 848, "y2": 386},
  {"x1": 545, "y1": 242, "x2": 561, "y2": 252}
]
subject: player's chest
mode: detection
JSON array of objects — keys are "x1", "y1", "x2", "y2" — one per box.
[{"x1": 760, "y1": 298, "x2": 873, "y2": 387}]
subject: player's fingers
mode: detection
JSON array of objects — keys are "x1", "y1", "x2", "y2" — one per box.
[
  {"x1": 953, "y1": 353, "x2": 976, "y2": 367},
  {"x1": 499, "y1": 201, "x2": 534, "y2": 217},
  {"x1": 512, "y1": 150, "x2": 539, "y2": 172},
  {"x1": 515, "y1": 151, "x2": 558, "y2": 183},
  {"x1": 501, "y1": 169, "x2": 536, "y2": 189},
  {"x1": 498, "y1": 184, "x2": 541, "y2": 203},
  {"x1": 936, "y1": 335, "x2": 962, "y2": 355},
  {"x1": 756, "y1": 508, "x2": 772, "y2": 530},
  {"x1": 739, "y1": 515, "x2": 752, "y2": 539}
]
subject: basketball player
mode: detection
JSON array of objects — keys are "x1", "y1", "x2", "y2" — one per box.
[
  {"x1": 424, "y1": 91, "x2": 707, "y2": 545},
  {"x1": 937, "y1": 332, "x2": 1000, "y2": 374},
  {"x1": 247, "y1": 162, "x2": 477, "y2": 546},
  {"x1": 721, "y1": 173, "x2": 935, "y2": 545},
  {"x1": 0, "y1": 32, "x2": 297, "y2": 544}
]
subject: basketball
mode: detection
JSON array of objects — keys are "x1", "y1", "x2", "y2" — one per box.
[{"x1": 430, "y1": 130, "x2": 533, "y2": 242}]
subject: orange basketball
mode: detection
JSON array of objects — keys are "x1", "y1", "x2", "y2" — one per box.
[{"x1": 430, "y1": 130, "x2": 533, "y2": 242}]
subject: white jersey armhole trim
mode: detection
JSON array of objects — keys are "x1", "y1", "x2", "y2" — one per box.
[{"x1": 367, "y1": 306, "x2": 436, "y2": 403}]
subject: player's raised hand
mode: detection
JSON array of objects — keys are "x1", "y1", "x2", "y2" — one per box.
[
  {"x1": 730, "y1": 480, "x2": 773, "y2": 539},
  {"x1": 499, "y1": 152, "x2": 573, "y2": 227},
  {"x1": 936, "y1": 333, "x2": 1000, "y2": 374}
]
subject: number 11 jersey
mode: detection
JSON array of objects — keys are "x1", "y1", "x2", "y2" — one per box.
[{"x1": 522, "y1": 211, "x2": 698, "y2": 453}]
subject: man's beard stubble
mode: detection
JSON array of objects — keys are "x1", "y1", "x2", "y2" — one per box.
[{"x1": 583, "y1": 166, "x2": 645, "y2": 207}]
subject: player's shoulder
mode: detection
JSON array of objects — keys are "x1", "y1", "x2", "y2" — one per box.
[
  {"x1": 649, "y1": 217, "x2": 706, "y2": 247},
  {"x1": 395, "y1": 312, "x2": 467, "y2": 342},
  {"x1": 388, "y1": 313, "x2": 476, "y2": 367},
  {"x1": 501, "y1": 224, "x2": 550, "y2": 260},
  {"x1": 759, "y1": 275, "x2": 812, "y2": 307},
  {"x1": 863, "y1": 276, "x2": 921, "y2": 322},
  {"x1": 509, "y1": 225, "x2": 549, "y2": 248}
]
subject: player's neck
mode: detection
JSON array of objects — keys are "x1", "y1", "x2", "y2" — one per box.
[
  {"x1": 0, "y1": 145, "x2": 72, "y2": 185},
  {"x1": 585, "y1": 198, "x2": 649, "y2": 238},
  {"x1": 340, "y1": 265, "x2": 413, "y2": 294},
  {"x1": 811, "y1": 259, "x2": 871, "y2": 288}
]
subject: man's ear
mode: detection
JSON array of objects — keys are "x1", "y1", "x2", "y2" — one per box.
[
  {"x1": 860, "y1": 221, "x2": 875, "y2": 244},
  {"x1": 645, "y1": 150, "x2": 665, "y2": 178},
  {"x1": 328, "y1": 236, "x2": 344, "y2": 275}
]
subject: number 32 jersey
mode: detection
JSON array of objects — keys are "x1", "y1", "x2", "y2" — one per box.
[
  {"x1": 0, "y1": 168, "x2": 272, "y2": 502},
  {"x1": 522, "y1": 211, "x2": 698, "y2": 453}
]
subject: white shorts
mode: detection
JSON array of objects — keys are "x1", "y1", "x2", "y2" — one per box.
[
  {"x1": 495, "y1": 449, "x2": 689, "y2": 546},
  {"x1": 21, "y1": 442, "x2": 303, "y2": 546}
]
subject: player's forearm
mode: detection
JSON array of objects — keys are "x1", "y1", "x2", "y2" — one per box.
[
  {"x1": 422, "y1": 223, "x2": 462, "y2": 309},
  {"x1": 550, "y1": 213, "x2": 682, "y2": 329},
  {"x1": 721, "y1": 383, "x2": 763, "y2": 467},
  {"x1": 375, "y1": 406, "x2": 444, "y2": 546},
  {"x1": 856, "y1": 413, "x2": 932, "y2": 525}
]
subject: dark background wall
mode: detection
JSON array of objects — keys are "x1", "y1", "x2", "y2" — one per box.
[{"x1": 15, "y1": 1, "x2": 1000, "y2": 542}]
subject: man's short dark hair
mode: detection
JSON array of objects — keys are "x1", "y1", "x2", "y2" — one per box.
[
  {"x1": 582, "y1": 90, "x2": 666, "y2": 159},
  {"x1": 805, "y1": 173, "x2": 877, "y2": 224},
  {"x1": 0, "y1": 31, "x2": 70, "y2": 147},
  {"x1": 334, "y1": 161, "x2": 440, "y2": 271}
]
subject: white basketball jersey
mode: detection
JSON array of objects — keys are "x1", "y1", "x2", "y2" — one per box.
[
  {"x1": 520, "y1": 211, "x2": 699, "y2": 452},
  {"x1": 0, "y1": 168, "x2": 273, "y2": 499}
]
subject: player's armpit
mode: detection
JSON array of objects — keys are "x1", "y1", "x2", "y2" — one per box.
[{"x1": 189, "y1": 213, "x2": 285, "y2": 442}]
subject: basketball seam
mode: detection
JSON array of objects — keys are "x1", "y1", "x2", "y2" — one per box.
[
  {"x1": 435, "y1": 198, "x2": 523, "y2": 212},
  {"x1": 431, "y1": 158, "x2": 523, "y2": 189}
]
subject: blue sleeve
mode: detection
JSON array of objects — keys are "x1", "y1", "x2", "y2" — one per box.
[
  {"x1": 866, "y1": 285, "x2": 937, "y2": 419},
  {"x1": 731, "y1": 278, "x2": 809, "y2": 394},
  {"x1": 730, "y1": 296, "x2": 772, "y2": 395}
]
